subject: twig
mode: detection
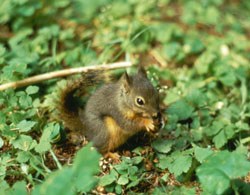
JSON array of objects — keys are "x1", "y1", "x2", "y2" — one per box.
[
  {"x1": 0, "y1": 61, "x2": 132, "y2": 91},
  {"x1": 150, "y1": 50, "x2": 168, "y2": 67}
]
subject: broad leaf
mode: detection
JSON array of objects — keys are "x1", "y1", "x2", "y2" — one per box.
[{"x1": 196, "y1": 151, "x2": 250, "y2": 194}]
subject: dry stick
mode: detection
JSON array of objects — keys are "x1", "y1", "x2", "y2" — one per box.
[{"x1": 0, "y1": 61, "x2": 132, "y2": 91}]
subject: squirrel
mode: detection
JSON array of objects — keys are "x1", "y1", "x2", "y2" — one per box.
[{"x1": 58, "y1": 67, "x2": 163, "y2": 157}]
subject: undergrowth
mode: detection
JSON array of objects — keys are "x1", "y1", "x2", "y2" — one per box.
[{"x1": 0, "y1": 0, "x2": 250, "y2": 194}]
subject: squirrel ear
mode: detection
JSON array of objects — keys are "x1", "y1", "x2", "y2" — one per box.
[
  {"x1": 120, "y1": 72, "x2": 131, "y2": 93},
  {"x1": 137, "y1": 66, "x2": 147, "y2": 77}
]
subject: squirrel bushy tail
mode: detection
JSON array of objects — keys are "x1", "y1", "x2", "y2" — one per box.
[{"x1": 58, "y1": 70, "x2": 111, "y2": 132}]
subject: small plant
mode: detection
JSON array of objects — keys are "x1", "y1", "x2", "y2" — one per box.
[{"x1": 99, "y1": 155, "x2": 144, "y2": 194}]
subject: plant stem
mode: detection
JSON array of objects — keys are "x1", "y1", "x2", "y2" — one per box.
[{"x1": 50, "y1": 149, "x2": 62, "y2": 170}]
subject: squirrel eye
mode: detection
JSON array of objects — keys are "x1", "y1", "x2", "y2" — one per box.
[{"x1": 136, "y1": 97, "x2": 145, "y2": 106}]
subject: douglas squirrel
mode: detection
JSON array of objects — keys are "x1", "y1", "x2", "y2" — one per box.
[{"x1": 58, "y1": 67, "x2": 164, "y2": 157}]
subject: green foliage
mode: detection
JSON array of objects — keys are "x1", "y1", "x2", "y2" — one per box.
[
  {"x1": 197, "y1": 150, "x2": 250, "y2": 194},
  {"x1": 35, "y1": 123, "x2": 60, "y2": 153},
  {"x1": 34, "y1": 144, "x2": 100, "y2": 195},
  {"x1": 99, "y1": 156, "x2": 144, "y2": 194},
  {"x1": 157, "y1": 150, "x2": 193, "y2": 177},
  {"x1": 167, "y1": 99, "x2": 194, "y2": 121},
  {"x1": 1, "y1": 144, "x2": 100, "y2": 195},
  {"x1": 16, "y1": 120, "x2": 37, "y2": 133},
  {"x1": 152, "y1": 185, "x2": 196, "y2": 195},
  {"x1": 1, "y1": 0, "x2": 250, "y2": 194},
  {"x1": 3, "y1": 181, "x2": 27, "y2": 195},
  {"x1": 194, "y1": 146, "x2": 213, "y2": 163},
  {"x1": 152, "y1": 139, "x2": 173, "y2": 154}
]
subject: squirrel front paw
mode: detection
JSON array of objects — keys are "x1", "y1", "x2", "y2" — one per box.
[{"x1": 141, "y1": 118, "x2": 155, "y2": 132}]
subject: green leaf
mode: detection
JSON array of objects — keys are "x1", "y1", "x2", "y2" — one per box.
[
  {"x1": 219, "y1": 73, "x2": 237, "y2": 87},
  {"x1": 212, "y1": 129, "x2": 227, "y2": 148},
  {"x1": 99, "y1": 172, "x2": 117, "y2": 186},
  {"x1": 158, "y1": 155, "x2": 173, "y2": 170},
  {"x1": 109, "y1": 1, "x2": 131, "y2": 18},
  {"x1": 224, "y1": 125, "x2": 235, "y2": 139},
  {"x1": 4, "y1": 181, "x2": 27, "y2": 195},
  {"x1": 194, "y1": 146, "x2": 213, "y2": 163},
  {"x1": 115, "y1": 163, "x2": 129, "y2": 175},
  {"x1": 32, "y1": 167, "x2": 74, "y2": 195},
  {"x1": 128, "y1": 166, "x2": 138, "y2": 179},
  {"x1": 115, "y1": 184, "x2": 122, "y2": 194},
  {"x1": 2, "y1": 62, "x2": 28, "y2": 80},
  {"x1": 72, "y1": 145, "x2": 101, "y2": 192},
  {"x1": 186, "y1": 89, "x2": 207, "y2": 107},
  {"x1": 17, "y1": 120, "x2": 36, "y2": 132},
  {"x1": 168, "y1": 155, "x2": 192, "y2": 176},
  {"x1": 18, "y1": 94, "x2": 32, "y2": 108},
  {"x1": 152, "y1": 139, "x2": 173, "y2": 154},
  {"x1": 16, "y1": 151, "x2": 31, "y2": 163},
  {"x1": 127, "y1": 180, "x2": 140, "y2": 189},
  {"x1": 160, "y1": 173, "x2": 169, "y2": 182},
  {"x1": 0, "y1": 180, "x2": 9, "y2": 194},
  {"x1": 163, "y1": 42, "x2": 181, "y2": 59},
  {"x1": 35, "y1": 123, "x2": 59, "y2": 153},
  {"x1": 33, "y1": 144, "x2": 100, "y2": 194},
  {"x1": 171, "y1": 186, "x2": 196, "y2": 195},
  {"x1": 190, "y1": 127, "x2": 203, "y2": 141},
  {"x1": 204, "y1": 121, "x2": 224, "y2": 136},
  {"x1": 167, "y1": 99, "x2": 194, "y2": 121},
  {"x1": 26, "y1": 86, "x2": 39, "y2": 95},
  {"x1": 117, "y1": 175, "x2": 129, "y2": 185},
  {"x1": 163, "y1": 88, "x2": 181, "y2": 105},
  {"x1": 152, "y1": 187, "x2": 167, "y2": 195},
  {"x1": 196, "y1": 151, "x2": 250, "y2": 194},
  {"x1": 158, "y1": 152, "x2": 193, "y2": 177},
  {"x1": 131, "y1": 156, "x2": 143, "y2": 165},
  {"x1": 152, "y1": 24, "x2": 173, "y2": 43},
  {"x1": 35, "y1": 142, "x2": 51, "y2": 154},
  {"x1": 235, "y1": 121, "x2": 249, "y2": 131},
  {"x1": 184, "y1": 37, "x2": 204, "y2": 54},
  {"x1": 194, "y1": 52, "x2": 216, "y2": 74},
  {"x1": 11, "y1": 135, "x2": 37, "y2": 151}
]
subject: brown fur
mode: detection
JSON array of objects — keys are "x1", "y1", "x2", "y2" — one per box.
[{"x1": 104, "y1": 116, "x2": 133, "y2": 152}]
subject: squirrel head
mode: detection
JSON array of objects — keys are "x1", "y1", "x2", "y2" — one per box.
[{"x1": 119, "y1": 67, "x2": 160, "y2": 119}]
